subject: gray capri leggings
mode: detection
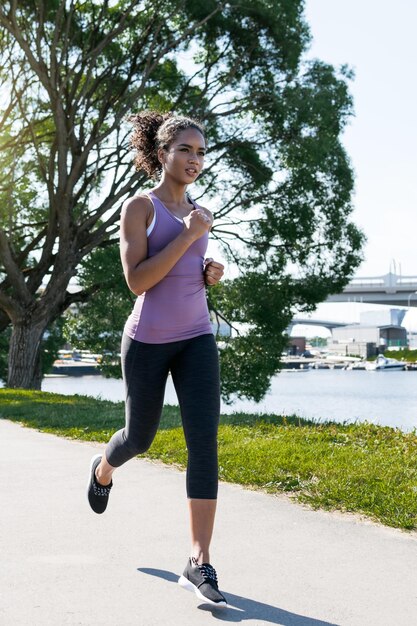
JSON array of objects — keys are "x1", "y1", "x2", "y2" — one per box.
[{"x1": 105, "y1": 332, "x2": 220, "y2": 499}]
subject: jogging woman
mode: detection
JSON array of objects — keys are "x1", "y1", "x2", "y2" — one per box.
[{"x1": 87, "y1": 112, "x2": 227, "y2": 607}]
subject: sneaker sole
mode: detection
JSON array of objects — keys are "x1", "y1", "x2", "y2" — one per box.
[{"x1": 178, "y1": 575, "x2": 227, "y2": 607}]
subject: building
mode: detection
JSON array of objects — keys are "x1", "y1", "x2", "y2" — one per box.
[
  {"x1": 328, "y1": 309, "x2": 408, "y2": 357},
  {"x1": 287, "y1": 336, "x2": 307, "y2": 355},
  {"x1": 408, "y1": 331, "x2": 417, "y2": 349}
]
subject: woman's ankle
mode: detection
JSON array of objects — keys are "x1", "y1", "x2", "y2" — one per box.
[
  {"x1": 191, "y1": 549, "x2": 210, "y2": 565},
  {"x1": 95, "y1": 463, "x2": 113, "y2": 486}
]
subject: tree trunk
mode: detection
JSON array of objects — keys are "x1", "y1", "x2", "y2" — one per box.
[{"x1": 7, "y1": 320, "x2": 46, "y2": 389}]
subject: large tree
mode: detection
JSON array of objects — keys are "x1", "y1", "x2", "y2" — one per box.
[{"x1": 0, "y1": 0, "x2": 364, "y2": 395}]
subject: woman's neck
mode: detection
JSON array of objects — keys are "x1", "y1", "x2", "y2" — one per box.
[{"x1": 153, "y1": 177, "x2": 188, "y2": 206}]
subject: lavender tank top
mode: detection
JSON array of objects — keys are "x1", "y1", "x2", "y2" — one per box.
[{"x1": 124, "y1": 191, "x2": 213, "y2": 343}]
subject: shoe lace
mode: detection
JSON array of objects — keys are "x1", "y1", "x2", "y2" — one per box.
[
  {"x1": 197, "y1": 562, "x2": 218, "y2": 585},
  {"x1": 93, "y1": 482, "x2": 112, "y2": 497}
]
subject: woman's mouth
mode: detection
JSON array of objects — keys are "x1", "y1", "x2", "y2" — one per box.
[{"x1": 185, "y1": 168, "x2": 198, "y2": 176}]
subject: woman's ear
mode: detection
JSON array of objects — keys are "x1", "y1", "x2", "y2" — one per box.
[{"x1": 157, "y1": 147, "x2": 165, "y2": 166}]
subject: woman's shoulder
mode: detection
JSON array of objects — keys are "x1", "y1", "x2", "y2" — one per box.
[
  {"x1": 121, "y1": 193, "x2": 154, "y2": 223},
  {"x1": 122, "y1": 193, "x2": 153, "y2": 211}
]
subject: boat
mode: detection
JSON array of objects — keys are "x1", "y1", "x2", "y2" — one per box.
[
  {"x1": 365, "y1": 355, "x2": 405, "y2": 371},
  {"x1": 280, "y1": 356, "x2": 315, "y2": 370},
  {"x1": 346, "y1": 362, "x2": 367, "y2": 370},
  {"x1": 51, "y1": 350, "x2": 102, "y2": 376}
]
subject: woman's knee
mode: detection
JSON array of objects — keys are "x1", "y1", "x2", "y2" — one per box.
[
  {"x1": 124, "y1": 434, "x2": 153, "y2": 456},
  {"x1": 105, "y1": 428, "x2": 154, "y2": 467},
  {"x1": 186, "y1": 426, "x2": 218, "y2": 453}
]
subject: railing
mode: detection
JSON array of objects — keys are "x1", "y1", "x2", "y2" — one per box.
[
  {"x1": 398, "y1": 278, "x2": 417, "y2": 284},
  {"x1": 347, "y1": 273, "x2": 417, "y2": 290},
  {"x1": 349, "y1": 278, "x2": 385, "y2": 286}
]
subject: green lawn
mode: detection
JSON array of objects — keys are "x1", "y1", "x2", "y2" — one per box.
[{"x1": 1, "y1": 388, "x2": 417, "y2": 532}]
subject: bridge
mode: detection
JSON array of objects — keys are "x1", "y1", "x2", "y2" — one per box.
[
  {"x1": 287, "y1": 318, "x2": 347, "y2": 334},
  {"x1": 326, "y1": 272, "x2": 417, "y2": 307},
  {"x1": 287, "y1": 271, "x2": 417, "y2": 334}
]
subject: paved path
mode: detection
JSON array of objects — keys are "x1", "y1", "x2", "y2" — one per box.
[{"x1": 1, "y1": 418, "x2": 417, "y2": 626}]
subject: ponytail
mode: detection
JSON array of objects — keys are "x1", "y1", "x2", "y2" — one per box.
[{"x1": 128, "y1": 111, "x2": 205, "y2": 179}]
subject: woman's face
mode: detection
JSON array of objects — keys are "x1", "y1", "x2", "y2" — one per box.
[{"x1": 160, "y1": 127, "x2": 206, "y2": 185}]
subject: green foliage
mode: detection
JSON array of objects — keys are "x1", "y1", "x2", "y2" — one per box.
[
  {"x1": 62, "y1": 242, "x2": 133, "y2": 378},
  {"x1": 0, "y1": 0, "x2": 364, "y2": 394},
  {"x1": 309, "y1": 336, "x2": 328, "y2": 348},
  {"x1": 41, "y1": 317, "x2": 66, "y2": 376},
  {"x1": 376, "y1": 349, "x2": 417, "y2": 362},
  {"x1": 2, "y1": 389, "x2": 417, "y2": 531}
]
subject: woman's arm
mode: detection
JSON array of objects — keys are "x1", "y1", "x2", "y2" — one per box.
[{"x1": 120, "y1": 195, "x2": 211, "y2": 296}]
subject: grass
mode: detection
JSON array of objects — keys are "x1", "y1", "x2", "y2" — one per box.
[
  {"x1": 1, "y1": 388, "x2": 417, "y2": 532},
  {"x1": 368, "y1": 348, "x2": 417, "y2": 362}
]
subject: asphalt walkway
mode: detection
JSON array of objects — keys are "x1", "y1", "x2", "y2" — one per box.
[{"x1": 1, "y1": 418, "x2": 417, "y2": 626}]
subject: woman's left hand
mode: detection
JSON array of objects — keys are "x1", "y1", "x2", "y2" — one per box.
[{"x1": 204, "y1": 258, "x2": 224, "y2": 286}]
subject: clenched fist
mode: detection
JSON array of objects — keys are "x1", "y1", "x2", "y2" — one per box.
[
  {"x1": 183, "y1": 209, "x2": 212, "y2": 241},
  {"x1": 203, "y1": 258, "x2": 224, "y2": 286}
]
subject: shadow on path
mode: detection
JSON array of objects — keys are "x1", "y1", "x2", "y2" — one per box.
[{"x1": 137, "y1": 567, "x2": 340, "y2": 626}]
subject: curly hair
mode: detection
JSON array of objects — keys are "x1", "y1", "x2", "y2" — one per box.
[{"x1": 127, "y1": 111, "x2": 205, "y2": 179}]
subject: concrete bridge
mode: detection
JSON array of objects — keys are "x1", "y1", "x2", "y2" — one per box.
[
  {"x1": 287, "y1": 318, "x2": 347, "y2": 334},
  {"x1": 326, "y1": 272, "x2": 417, "y2": 307},
  {"x1": 287, "y1": 271, "x2": 417, "y2": 334}
]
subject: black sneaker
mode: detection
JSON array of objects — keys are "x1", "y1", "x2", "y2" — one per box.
[
  {"x1": 87, "y1": 454, "x2": 112, "y2": 514},
  {"x1": 178, "y1": 557, "x2": 227, "y2": 607}
]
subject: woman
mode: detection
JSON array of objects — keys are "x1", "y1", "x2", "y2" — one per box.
[{"x1": 86, "y1": 112, "x2": 227, "y2": 607}]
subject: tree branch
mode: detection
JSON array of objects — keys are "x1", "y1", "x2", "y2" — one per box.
[
  {"x1": 0, "y1": 286, "x2": 19, "y2": 320},
  {"x1": 208, "y1": 301, "x2": 241, "y2": 336},
  {"x1": 0, "y1": 229, "x2": 32, "y2": 305}
]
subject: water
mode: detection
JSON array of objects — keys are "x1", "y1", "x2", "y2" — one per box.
[{"x1": 41, "y1": 369, "x2": 417, "y2": 433}]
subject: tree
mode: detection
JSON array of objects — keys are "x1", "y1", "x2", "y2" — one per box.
[
  {"x1": 0, "y1": 0, "x2": 364, "y2": 395},
  {"x1": 62, "y1": 242, "x2": 134, "y2": 379}
]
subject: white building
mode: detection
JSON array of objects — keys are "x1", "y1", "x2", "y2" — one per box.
[{"x1": 328, "y1": 309, "x2": 408, "y2": 356}]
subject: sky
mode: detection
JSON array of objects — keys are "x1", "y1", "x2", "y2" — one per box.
[
  {"x1": 266, "y1": 0, "x2": 417, "y2": 334},
  {"x1": 304, "y1": 0, "x2": 416, "y2": 279}
]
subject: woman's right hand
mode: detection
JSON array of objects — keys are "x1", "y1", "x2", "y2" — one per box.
[{"x1": 182, "y1": 209, "x2": 212, "y2": 241}]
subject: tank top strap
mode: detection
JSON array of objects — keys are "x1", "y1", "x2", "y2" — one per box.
[
  {"x1": 147, "y1": 191, "x2": 162, "y2": 207},
  {"x1": 187, "y1": 194, "x2": 199, "y2": 210}
]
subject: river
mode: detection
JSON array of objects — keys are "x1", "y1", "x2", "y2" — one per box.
[{"x1": 39, "y1": 369, "x2": 417, "y2": 433}]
